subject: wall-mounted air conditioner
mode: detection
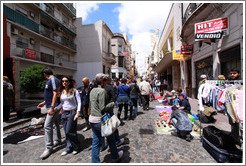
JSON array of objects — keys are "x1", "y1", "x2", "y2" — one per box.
[{"x1": 11, "y1": 27, "x2": 18, "y2": 35}]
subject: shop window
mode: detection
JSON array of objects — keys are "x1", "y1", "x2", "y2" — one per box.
[{"x1": 220, "y1": 45, "x2": 241, "y2": 79}]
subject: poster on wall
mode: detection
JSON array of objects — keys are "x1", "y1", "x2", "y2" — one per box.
[{"x1": 181, "y1": 45, "x2": 193, "y2": 54}]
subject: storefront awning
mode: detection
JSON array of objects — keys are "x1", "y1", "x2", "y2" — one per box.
[{"x1": 154, "y1": 52, "x2": 177, "y2": 73}]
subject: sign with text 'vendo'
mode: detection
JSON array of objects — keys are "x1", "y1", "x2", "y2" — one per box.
[{"x1": 194, "y1": 17, "x2": 229, "y2": 41}]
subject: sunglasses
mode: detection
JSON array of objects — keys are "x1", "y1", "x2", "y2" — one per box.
[{"x1": 62, "y1": 80, "x2": 69, "y2": 83}]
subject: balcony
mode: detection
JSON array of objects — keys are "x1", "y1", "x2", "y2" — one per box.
[
  {"x1": 183, "y1": 3, "x2": 202, "y2": 25},
  {"x1": 103, "y1": 53, "x2": 116, "y2": 65},
  {"x1": 39, "y1": 24, "x2": 77, "y2": 51},
  {"x1": 13, "y1": 47, "x2": 77, "y2": 70},
  {"x1": 35, "y1": 3, "x2": 54, "y2": 16},
  {"x1": 3, "y1": 5, "x2": 39, "y2": 33},
  {"x1": 62, "y1": 3, "x2": 76, "y2": 16}
]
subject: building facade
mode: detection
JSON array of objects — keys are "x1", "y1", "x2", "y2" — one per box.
[
  {"x1": 111, "y1": 33, "x2": 128, "y2": 79},
  {"x1": 74, "y1": 19, "x2": 116, "y2": 86},
  {"x1": 154, "y1": 3, "x2": 183, "y2": 91},
  {"x1": 181, "y1": 3, "x2": 243, "y2": 98},
  {"x1": 3, "y1": 3, "x2": 77, "y2": 110}
]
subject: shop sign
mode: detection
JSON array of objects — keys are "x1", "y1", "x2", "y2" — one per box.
[
  {"x1": 195, "y1": 17, "x2": 228, "y2": 41},
  {"x1": 25, "y1": 48, "x2": 36, "y2": 60},
  {"x1": 173, "y1": 49, "x2": 189, "y2": 61},
  {"x1": 195, "y1": 17, "x2": 228, "y2": 34},
  {"x1": 181, "y1": 45, "x2": 193, "y2": 54}
]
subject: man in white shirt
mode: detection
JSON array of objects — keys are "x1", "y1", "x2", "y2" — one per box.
[{"x1": 139, "y1": 77, "x2": 152, "y2": 110}]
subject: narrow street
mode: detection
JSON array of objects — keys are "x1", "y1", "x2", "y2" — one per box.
[{"x1": 3, "y1": 99, "x2": 216, "y2": 163}]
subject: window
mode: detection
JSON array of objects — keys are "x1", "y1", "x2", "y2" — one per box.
[
  {"x1": 112, "y1": 73, "x2": 116, "y2": 78},
  {"x1": 118, "y1": 56, "x2": 124, "y2": 67},
  {"x1": 16, "y1": 6, "x2": 28, "y2": 16},
  {"x1": 16, "y1": 37, "x2": 28, "y2": 48}
]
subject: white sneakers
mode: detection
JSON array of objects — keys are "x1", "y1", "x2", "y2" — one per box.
[
  {"x1": 61, "y1": 150, "x2": 79, "y2": 156},
  {"x1": 40, "y1": 150, "x2": 52, "y2": 159}
]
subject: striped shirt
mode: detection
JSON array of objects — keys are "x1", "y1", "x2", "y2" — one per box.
[{"x1": 44, "y1": 76, "x2": 59, "y2": 108}]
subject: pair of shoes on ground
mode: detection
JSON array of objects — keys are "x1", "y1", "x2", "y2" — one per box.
[
  {"x1": 40, "y1": 149, "x2": 53, "y2": 159},
  {"x1": 61, "y1": 150, "x2": 79, "y2": 156},
  {"x1": 111, "y1": 150, "x2": 124, "y2": 162}
]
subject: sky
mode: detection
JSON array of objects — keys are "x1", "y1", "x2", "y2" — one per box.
[{"x1": 75, "y1": 1, "x2": 173, "y2": 75}]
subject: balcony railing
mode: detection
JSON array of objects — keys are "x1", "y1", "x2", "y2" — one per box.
[
  {"x1": 63, "y1": 3, "x2": 76, "y2": 16},
  {"x1": 183, "y1": 3, "x2": 202, "y2": 25},
  {"x1": 3, "y1": 5, "x2": 39, "y2": 33},
  {"x1": 39, "y1": 25, "x2": 76, "y2": 51},
  {"x1": 13, "y1": 47, "x2": 77, "y2": 69}
]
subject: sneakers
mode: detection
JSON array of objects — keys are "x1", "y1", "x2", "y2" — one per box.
[
  {"x1": 53, "y1": 141, "x2": 61, "y2": 147},
  {"x1": 61, "y1": 151, "x2": 68, "y2": 156},
  {"x1": 72, "y1": 150, "x2": 79, "y2": 155},
  {"x1": 112, "y1": 150, "x2": 124, "y2": 162},
  {"x1": 40, "y1": 149, "x2": 52, "y2": 159},
  {"x1": 82, "y1": 126, "x2": 90, "y2": 132},
  {"x1": 116, "y1": 138, "x2": 125, "y2": 147}
]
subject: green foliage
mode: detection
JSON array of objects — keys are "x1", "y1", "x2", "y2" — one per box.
[{"x1": 20, "y1": 64, "x2": 46, "y2": 93}]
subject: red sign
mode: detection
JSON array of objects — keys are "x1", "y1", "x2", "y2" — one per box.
[
  {"x1": 195, "y1": 17, "x2": 228, "y2": 34},
  {"x1": 121, "y1": 52, "x2": 129, "y2": 56},
  {"x1": 181, "y1": 45, "x2": 193, "y2": 54},
  {"x1": 25, "y1": 48, "x2": 36, "y2": 60}
]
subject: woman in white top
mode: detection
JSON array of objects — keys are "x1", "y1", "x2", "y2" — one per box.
[{"x1": 55, "y1": 76, "x2": 81, "y2": 156}]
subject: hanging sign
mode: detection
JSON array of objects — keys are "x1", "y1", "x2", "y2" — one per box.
[
  {"x1": 195, "y1": 17, "x2": 229, "y2": 41},
  {"x1": 181, "y1": 45, "x2": 193, "y2": 54},
  {"x1": 25, "y1": 48, "x2": 36, "y2": 60},
  {"x1": 173, "y1": 49, "x2": 189, "y2": 61}
]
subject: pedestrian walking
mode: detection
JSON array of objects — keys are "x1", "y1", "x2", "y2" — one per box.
[
  {"x1": 116, "y1": 78, "x2": 130, "y2": 120},
  {"x1": 198, "y1": 74, "x2": 207, "y2": 89},
  {"x1": 37, "y1": 68, "x2": 62, "y2": 159},
  {"x1": 101, "y1": 76, "x2": 125, "y2": 152},
  {"x1": 78, "y1": 77, "x2": 94, "y2": 132},
  {"x1": 89, "y1": 73, "x2": 123, "y2": 163},
  {"x1": 129, "y1": 80, "x2": 140, "y2": 119},
  {"x1": 139, "y1": 77, "x2": 152, "y2": 110},
  {"x1": 55, "y1": 76, "x2": 81, "y2": 156}
]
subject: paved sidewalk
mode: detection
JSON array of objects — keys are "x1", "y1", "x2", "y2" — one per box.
[{"x1": 3, "y1": 99, "x2": 218, "y2": 164}]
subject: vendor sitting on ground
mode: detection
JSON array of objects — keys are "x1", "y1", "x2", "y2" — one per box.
[
  {"x1": 161, "y1": 90, "x2": 177, "y2": 105},
  {"x1": 166, "y1": 106, "x2": 193, "y2": 142},
  {"x1": 177, "y1": 94, "x2": 191, "y2": 114}
]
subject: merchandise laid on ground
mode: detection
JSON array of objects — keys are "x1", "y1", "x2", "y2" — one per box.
[
  {"x1": 155, "y1": 119, "x2": 201, "y2": 137},
  {"x1": 155, "y1": 105, "x2": 201, "y2": 137}
]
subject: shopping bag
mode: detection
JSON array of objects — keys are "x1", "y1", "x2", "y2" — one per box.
[{"x1": 101, "y1": 113, "x2": 120, "y2": 137}]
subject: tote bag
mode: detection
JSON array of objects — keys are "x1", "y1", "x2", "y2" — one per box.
[{"x1": 101, "y1": 113, "x2": 120, "y2": 137}]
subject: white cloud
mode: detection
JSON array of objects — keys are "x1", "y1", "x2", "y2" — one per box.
[
  {"x1": 74, "y1": 3, "x2": 99, "y2": 21},
  {"x1": 116, "y1": 2, "x2": 172, "y2": 75}
]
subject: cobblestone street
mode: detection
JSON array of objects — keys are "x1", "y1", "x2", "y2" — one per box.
[{"x1": 2, "y1": 99, "x2": 217, "y2": 164}]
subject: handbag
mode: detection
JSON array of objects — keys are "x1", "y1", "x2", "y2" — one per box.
[{"x1": 101, "y1": 113, "x2": 120, "y2": 137}]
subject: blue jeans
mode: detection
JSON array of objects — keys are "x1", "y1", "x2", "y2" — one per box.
[
  {"x1": 130, "y1": 97, "x2": 138, "y2": 117},
  {"x1": 90, "y1": 122, "x2": 119, "y2": 163},
  {"x1": 61, "y1": 110, "x2": 80, "y2": 152}
]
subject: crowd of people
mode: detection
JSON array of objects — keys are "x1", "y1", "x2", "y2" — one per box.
[
  {"x1": 3, "y1": 67, "x2": 242, "y2": 162},
  {"x1": 36, "y1": 68, "x2": 156, "y2": 162}
]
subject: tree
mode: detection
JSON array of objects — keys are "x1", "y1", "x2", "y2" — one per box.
[{"x1": 20, "y1": 64, "x2": 47, "y2": 93}]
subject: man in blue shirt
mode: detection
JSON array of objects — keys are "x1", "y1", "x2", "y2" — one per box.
[
  {"x1": 37, "y1": 68, "x2": 61, "y2": 159},
  {"x1": 177, "y1": 94, "x2": 191, "y2": 114}
]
